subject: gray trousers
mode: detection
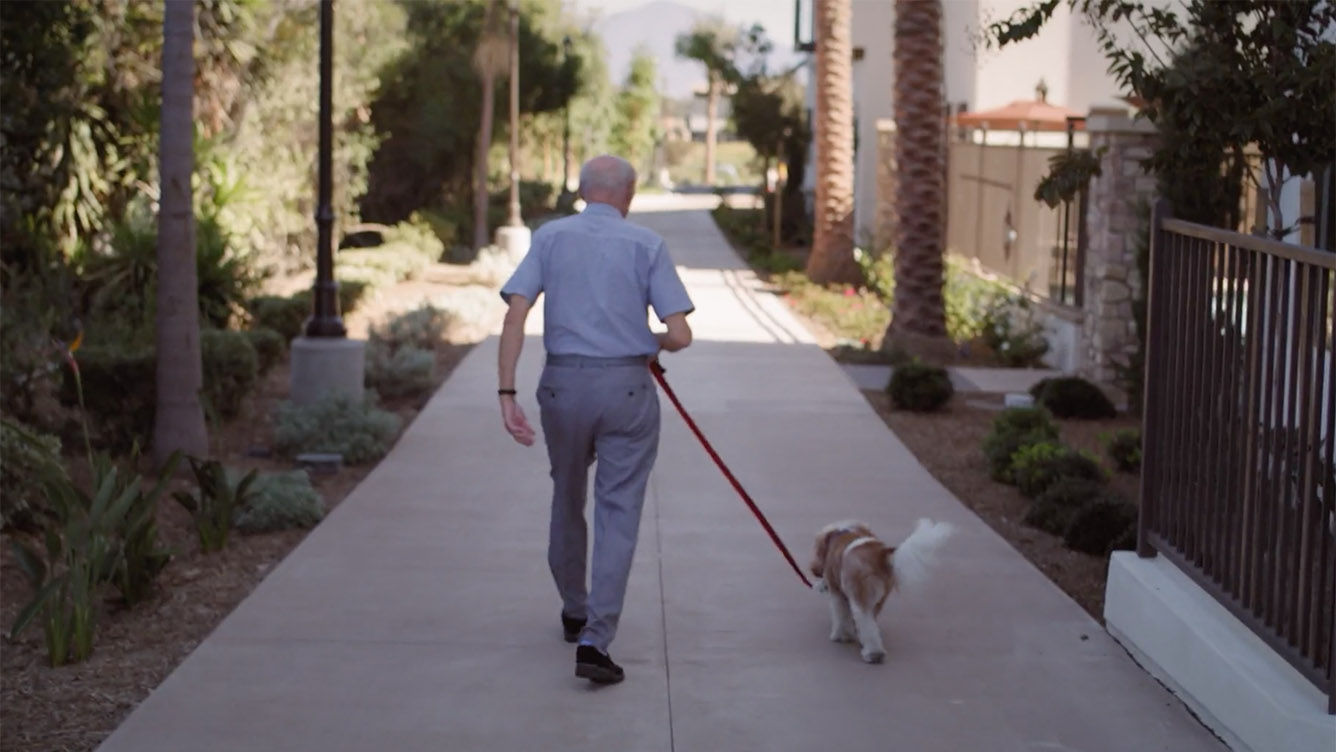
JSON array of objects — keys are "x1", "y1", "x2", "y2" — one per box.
[{"x1": 537, "y1": 356, "x2": 659, "y2": 651}]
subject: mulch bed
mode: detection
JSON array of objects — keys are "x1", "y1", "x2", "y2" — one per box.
[
  {"x1": 859, "y1": 388, "x2": 1141, "y2": 620},
  {"x1": 1, "y1": 289, "x2": 480, "y2": 752}
]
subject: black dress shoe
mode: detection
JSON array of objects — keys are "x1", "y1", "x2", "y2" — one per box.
[
  {"x1": 561, "y1": 613, "x2": 586, "y2": 643},
  {"x1": 575, "y1": 644, "x2": 624, "y2": 684}
]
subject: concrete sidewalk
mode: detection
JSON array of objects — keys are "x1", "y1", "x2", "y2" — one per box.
[{"x1": 98, "y1": 195, "x2": 1223, "y2": 752}]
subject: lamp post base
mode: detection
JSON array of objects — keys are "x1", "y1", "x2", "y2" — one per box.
[
  {"x1": 289, "y1": 336, "x2": 365, "y2": 405},
  {"x1": 494, "y1": 224, "x2": 532, "y2": 264}
]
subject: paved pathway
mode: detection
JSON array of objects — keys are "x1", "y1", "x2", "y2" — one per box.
[{"x1": 98, "y1": 195, "x2": 1223, "y2": 752}]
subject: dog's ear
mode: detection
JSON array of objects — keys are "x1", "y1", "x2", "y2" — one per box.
[{"x1": 810, "y1": 530, "x2": 836, "y2": 578}]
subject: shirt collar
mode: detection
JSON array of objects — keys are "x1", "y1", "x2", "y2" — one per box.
[{"x1": 582, "y1": 202, "x2": 623, "y2": 218}]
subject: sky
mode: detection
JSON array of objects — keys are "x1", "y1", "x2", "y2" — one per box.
[{"x1": 566, "y1": 0, "x2": 802, "y2": 48}]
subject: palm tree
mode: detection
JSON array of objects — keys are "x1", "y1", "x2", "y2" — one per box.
[
  {"x1": 675, "y1": 20, "x2": 734, "y2": 186},
  {"x1": 472, "y1": 0, "x2": 508, "y2": 250},
  {"x1": 804, "y1": 0, "x2": 861, "y2": 285},
  {"x1": 885, "y1": 0, "x2": 950, "y2": 354},
  {"x1": 154, "y1": 0, "x2": 208, "y2": 464}
]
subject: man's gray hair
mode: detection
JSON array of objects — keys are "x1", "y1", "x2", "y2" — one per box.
[{"x1": 579, "y1": 155, "x2": 637, "y2": 196}]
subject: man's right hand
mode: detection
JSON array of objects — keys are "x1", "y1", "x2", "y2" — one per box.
[{"x1": 500, "y1": 395, "x2": 536, "y2": 446}]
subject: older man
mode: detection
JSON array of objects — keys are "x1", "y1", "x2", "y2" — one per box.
[{"x1": 497, "y1": 155, "x2": 694, "y2": 684}]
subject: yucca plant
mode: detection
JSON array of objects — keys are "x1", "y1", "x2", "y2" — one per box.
[
  {"x1": 173, "y1": 457, "x2": 257, "y2": 553},
  {"x1": 9, "y1": 460, "x2": 138, "y2": 666}
]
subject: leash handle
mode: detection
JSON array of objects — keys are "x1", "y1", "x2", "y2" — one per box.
[{"x1": 649, "y1": 360, "x2": 813, "y2": 589}]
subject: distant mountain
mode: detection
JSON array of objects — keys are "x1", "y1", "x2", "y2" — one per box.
[{"x1": 592, "y1": 1, "x2": 704, "y2": 100}]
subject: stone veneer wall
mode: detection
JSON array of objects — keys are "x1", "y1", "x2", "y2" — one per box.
[{"x1": 1080, "y1": 110, "x2": 1158, "y2": 392}]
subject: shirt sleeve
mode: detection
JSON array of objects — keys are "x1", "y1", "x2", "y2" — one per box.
[
  {"x1": 647, "y1": 241, "x2": 694, "y2": 322},
  {"x1": 499, "y1": 239, "x2": 543, "y2": 304}
]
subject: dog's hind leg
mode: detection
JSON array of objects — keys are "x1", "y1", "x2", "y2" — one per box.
[
  {"x1": 825, "y1": 590, "x2": 856, "y2": 643},
  {"x1": 851, "y1": 603, "x2": 886, "y2": 663}
]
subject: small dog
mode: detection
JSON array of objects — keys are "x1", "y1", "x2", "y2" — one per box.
[{"x1": 810, "y1": 518, "x2": 954, "y2": 663}]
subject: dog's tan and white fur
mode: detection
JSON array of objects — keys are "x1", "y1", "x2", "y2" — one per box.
[{"x1": 810, "y1": 518, "x2": 954, "y2": 663}]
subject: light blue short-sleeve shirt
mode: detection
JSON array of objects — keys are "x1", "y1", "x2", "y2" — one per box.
[{"x1": 500, "y1": 203, "x2": 694, "y2": 357}]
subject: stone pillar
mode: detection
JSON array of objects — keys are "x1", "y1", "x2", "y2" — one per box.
[{"x1": 1081, "y1": 108, "x2": 1158, "y2": 394}]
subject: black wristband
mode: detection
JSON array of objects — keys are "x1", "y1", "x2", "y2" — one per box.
[{"x1": 497, "y1": 388, "x2": 517, "y2": 396}]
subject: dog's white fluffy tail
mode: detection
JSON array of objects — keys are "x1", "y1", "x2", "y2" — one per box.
[{"x1": 889, "y1": 518, "x2": 955, "y2": 593}]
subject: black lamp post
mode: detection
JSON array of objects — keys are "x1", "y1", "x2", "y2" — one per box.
[
  {"x1": 561, "y1": 35, "x2": 573, "y2": 200},
  {"x1": 306, "y1": 0, "x2": 344, "y2": 337},
  {"x1": 505, "y1": 1, "x2": 522, "y2": 228}
]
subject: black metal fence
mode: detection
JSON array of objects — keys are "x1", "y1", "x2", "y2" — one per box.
[{"x1": 1138, "y1": 200, "x2": 1336, "y2": 713}]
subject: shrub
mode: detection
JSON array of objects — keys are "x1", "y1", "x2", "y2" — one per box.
[
  {"x1": 1024, "y1": 477, "x2": 1108, "y2": 535},
  {"x1": 370, "y1": 304, "x2": 451, "y2": 351},
  {"x1": 234, "y1": 470, "x2": 325, "y2": 534},
  {"x1": 273, "y1": 392, "x2": 402, "y2": 465},
  {"x1": 337, "y1": 244, "x2": 430, "y2": 285},
  {"x1": 1106, "y1": 523, "x2": 1138, "y2": 554},
  {"x1": 244, "y1": 327, "x2": 285, "y2": 375},
  {"x1": 384, "y1": 214, "x2": 447, "y2": 263},
  {"x1": 1012, "y1": 443, "x2": 1106, "y2": 498},
  {"x1": 979, "y1": 294, "x2": 1049, "y2": 367},
  {"x1": 366, "y1": 343, "x2": 435, "y2": 400},
  {"x1": 173, "y1": 457, "x2": 258, "y2": 553},
  {"x1": 200, "y1": 329, "x2": 259, "y2": 419},
  {"x1": 1064, "y1": 497, "x2": 1138, "y2": 555},
  {"x1": 887, "y1": 362, "x2": 954, "y2": 412},
  {"x1": 1031, "y1": 376, "x2": 1118, "y2": 419},
  {"x1": 63, "y1": 344, "x2": 156, "y2": 453},
  {"x1": 248, "y1": 295, "x2": 308, "y2": 342},
  {"x1": 289, "y1": 278, "x2": 370, "y2": 321},
  {"x1": 85, "y1": 207, "x2": 261, "y2": 330},
  {"x1": 981, "y1": 407, "x2": 1059, "y2": 482},
  {"x1": 194, "y1": 214, "x2": 263, "y2": 328},
  {"x1": 1103, "y1": 428, "x2": 1142, "y2": 473},
  {"x1": 0, "y1": 418, "x2": 67, "y2": 532}
]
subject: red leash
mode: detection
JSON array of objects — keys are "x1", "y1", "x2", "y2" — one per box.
[{"x1": 649, "y1": 360, "x2": 813, "y2": 589}]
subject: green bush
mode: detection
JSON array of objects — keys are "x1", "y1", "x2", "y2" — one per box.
[
  {"x1": 63, "y1": 344, "x2": 156, "y2": 453},
  {"x1": 273, "y1": 392, "x2": 402, "y2": 465},
  {"x1": 244, "y1": 327, "x2": 285, "y2": 375},
  {"x1": 84, "y1": 207, "x2": 261, "y2": 330},
  {"x1": 234, "y1": 470, "x2": 325, "y2": 534},
  {"x1": 1012, "y1": 443, "x2": 1106, "y2": 498},
  {"x1": 1024, "y1": 477, "x2": 1109, "y2": 535},
  {"x1": 337, "y1": 243, "x2": 431, "y2": 285},
  {"x1": 887, "y1": 362, "x2": 954, "y2": 412},
  {"x1": 1103, "y1": 428, "x2": 1142, "y2": 472},
  {"x1": 980, "y1": 294, "x2": 1049, "y2": 367},
  {"x1": 383, "y1": 214, "x2": 447, "y2": 263},
  {"x1": 200, "y1": 329, "x2": 259, "y2": 419},
  {"x1": 65, "y1": 332, "x2": 259, "y2": 452},
  {"x1": 0, "y1": 418, "x2": 67, "y2": 532},
  {"x1": 1106, "y1": 523, "x2": 1138, "y2": 554},
  {"x1": 1031, "y1": 376, "x2": 1117, "y2": 419},
  {"x1": 981, "y1": 407, "x2": 1059, "y2": 482},
  {"x1": 370, "y1": 304, "x2": 451, "y2": 351},
  {"x1": 291, "y1": 279, "x2": 370, "y2": 318},
  {"x1": 248, "y1": 295, "x2": 308, "y2": 342},
  {"x1": 1064, "y1": 497, "x2": 1138, "y2": 555},
  {"x1": 366, "y1": 343, "x2": 435, "y2": 400}
]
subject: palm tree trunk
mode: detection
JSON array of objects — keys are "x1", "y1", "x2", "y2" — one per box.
[
  {"x1": 474, "y1": 71, "x2": 496, "y2": 250},
  {"x1": 805, "y1": 0, "x2": 861, "y2": 285},
  {"x1": 704, "y1": 78, "x2": 719, "y2": 185},
  {"x1": 885, "y1": 0, "x2": 951, "y2": 356},
  {"x1": 154, "y1": 0, "x2": 208, "y2": 464}
]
